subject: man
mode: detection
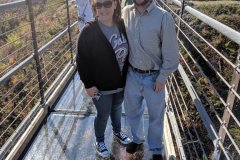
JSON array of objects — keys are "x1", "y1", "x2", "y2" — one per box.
[
  {"x1": 75, "y1": 0, "x2": 93, "y2": 29},
  {"x1": 122, "y1": 0, "x2": 179, "y2": 159}
]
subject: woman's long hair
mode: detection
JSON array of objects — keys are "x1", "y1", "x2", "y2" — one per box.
[{"x1": 91, "y1": 0, "x2": 122, "y2": 23}]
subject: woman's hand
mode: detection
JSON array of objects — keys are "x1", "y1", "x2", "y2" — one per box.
[{"x1": 86, "y1": 86, "x2": 98, "y2": 97}]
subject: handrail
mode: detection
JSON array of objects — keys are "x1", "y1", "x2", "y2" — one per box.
[
  {"x1": 1, "y1": 63, "x2": 76, "y2": 160},
  {"x1": 161, "y1": 1, "x2": 238, "y2": 71},
  {"x1": 0, "y1": 0, "x2": 44, "y2": 10},
  {"x1": 168, "y1": 78, "x2": 205, "y2": 159},
  {"x1": 155, "y1": 0, "x2": 240, "y2": 158},
  {"x1": 170, "y1": 0, "x2": 240, "y2": 45},
  {"x1": 0, "y1": 0, "x2": 79, "y2": 158},
  {"x1": 178, "y1": 65, "x2": 217, "y2": 141},
  {"x1": 166, "y1": 89, "x2": 187, "y2": 160},
  {"x1": 0, "y1": 21, "x2": 78, "y2": 85},
  {"x1": 171, "y1": 74, "x2": 208, "y2": 158}
]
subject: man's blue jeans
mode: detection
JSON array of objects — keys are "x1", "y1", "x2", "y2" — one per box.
[
  {"x1": 93, "y1": 91, "x2": 123, "y2": 142},
  {"x1": 124, "y1": 68, "x2": 165, "y2": 154}
]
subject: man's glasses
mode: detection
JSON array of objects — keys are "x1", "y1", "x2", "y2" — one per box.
[{"x1": 94, "y1": 1, "x2": 113, "y2": 9}]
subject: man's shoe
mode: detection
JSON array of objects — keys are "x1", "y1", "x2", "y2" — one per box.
[
  {"x1": 126, "y1": 142, "x2": 143, "y2": 154},
  {"x1": 95, "y1": 142, "x2": 109, "y2": 158},
  {"x1": 114, "y1": 131, "x2": 131, "y2": 145},
  {"x1": 152, "y1": 154, "x2": 163, "y2": 160}
]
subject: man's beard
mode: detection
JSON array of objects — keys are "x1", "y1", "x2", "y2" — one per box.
[{"x1": 133, "y1": 0, "x2": 150, "y2": 6}]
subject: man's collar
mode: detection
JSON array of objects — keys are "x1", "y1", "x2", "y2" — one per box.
[
  {"x1": 130, "y1": 1, "x2": 155, "y2": 14},
  {"x1": 146, "y1": 1, "x2": 155, "y2": 13}
]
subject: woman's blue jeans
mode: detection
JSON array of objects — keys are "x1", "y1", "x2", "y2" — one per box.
[{"x1": 92, "y1": 91, "x2": 124, "y2": 142}]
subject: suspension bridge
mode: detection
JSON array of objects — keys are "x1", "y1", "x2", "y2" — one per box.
[{"x1": 0, "y1": 0, "x2": 240, "y2": 159}]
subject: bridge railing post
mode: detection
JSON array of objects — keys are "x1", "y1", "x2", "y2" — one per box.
[
  {"x1": 65, "y1": 0, "x2": 74, "y2": 64},
  {"x1": 177, "y1": 0, "x2": 185, "y2": 36},
  {"x1": 26, "y1": 0, "x2": 45, "y2": 105},
  {"x1": 218, "y1": 49, "x2": 240, "y2": 146}
]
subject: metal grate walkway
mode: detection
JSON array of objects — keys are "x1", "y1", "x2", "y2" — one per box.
[{"x1": 21, "y1": 74, "x2": 154, "y2": 160}]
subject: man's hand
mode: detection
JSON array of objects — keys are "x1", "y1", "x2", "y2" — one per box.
[
  {"x1": 86, "y1": 86, "x2": 98, "y2": 97},
  {"x1": 154, "y1": 82, "x2": 165, "y2": 92}
]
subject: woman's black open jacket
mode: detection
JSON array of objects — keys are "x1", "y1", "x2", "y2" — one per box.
[{"x1": 76, "y1": 19, "x2": 129, "y2": 91}]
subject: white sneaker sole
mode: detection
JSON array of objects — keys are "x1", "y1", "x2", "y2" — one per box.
[
  {"x1": 96, "y1": 149, "x2": 109, "y2": 158},
  {"x1": 114, "y1": 135, "x2": 131, "y2": 145}
]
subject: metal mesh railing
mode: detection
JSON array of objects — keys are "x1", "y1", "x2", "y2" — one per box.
[
  {"x1": 156, "y1": 0, "x2": 240, "y2": 159},
  {"x1": 0, "y1": 0, "x2": 78, "y2": 158}
]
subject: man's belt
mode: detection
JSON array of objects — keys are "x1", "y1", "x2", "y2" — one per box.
[{"x1": 130, "y1": 64, "x2": 159, "y2": 74}]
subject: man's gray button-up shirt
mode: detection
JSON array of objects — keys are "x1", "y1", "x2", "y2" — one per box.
[{"x1": 122, "y1": 2, "x2": 179, "y2": 83}]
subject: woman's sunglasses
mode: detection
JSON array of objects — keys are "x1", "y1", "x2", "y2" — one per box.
[{"x1": 94, "y1": 1, "x2": 113, "y2": 9}]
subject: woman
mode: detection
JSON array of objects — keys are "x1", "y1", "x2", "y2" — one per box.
[{"x1": 76, "y1": 0, "x2": 130, "y2": 158}]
